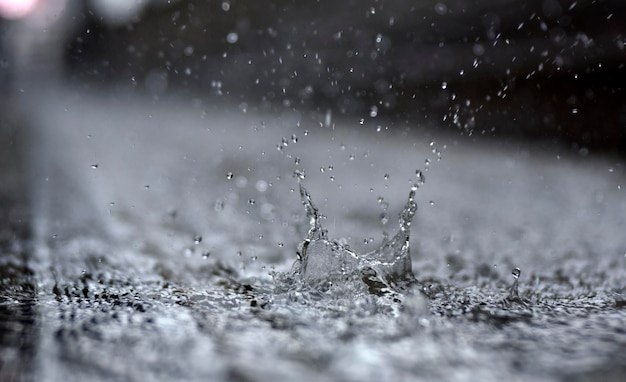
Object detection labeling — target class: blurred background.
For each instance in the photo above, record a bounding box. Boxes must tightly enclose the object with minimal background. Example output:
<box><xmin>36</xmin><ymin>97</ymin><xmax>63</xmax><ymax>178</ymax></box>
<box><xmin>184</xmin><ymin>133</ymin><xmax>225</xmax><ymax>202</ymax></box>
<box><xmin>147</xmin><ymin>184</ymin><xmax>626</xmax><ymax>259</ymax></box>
<box><xmin>1</xmin><ymin>0</ymin><xmax>625</xmax><ymax>152</ymax></box>
<box><xmin>1</xmin><ymin>3</ymin><xmax>626</xmax><ymax>381</ymax></box>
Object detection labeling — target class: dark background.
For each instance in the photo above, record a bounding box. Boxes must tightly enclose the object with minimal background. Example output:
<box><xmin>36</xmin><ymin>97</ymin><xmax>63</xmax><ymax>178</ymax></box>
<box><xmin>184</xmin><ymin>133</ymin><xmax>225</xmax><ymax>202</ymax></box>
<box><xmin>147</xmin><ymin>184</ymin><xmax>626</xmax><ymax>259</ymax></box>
<box><xmin>59</xmin><ymin>0</ymin><xmax>626</xmax><ymax>152</ymax></box>
<box><xmin>2</xmin><ymin>0</ymin><xmax>626</xmax><ymax>151</ymax></box>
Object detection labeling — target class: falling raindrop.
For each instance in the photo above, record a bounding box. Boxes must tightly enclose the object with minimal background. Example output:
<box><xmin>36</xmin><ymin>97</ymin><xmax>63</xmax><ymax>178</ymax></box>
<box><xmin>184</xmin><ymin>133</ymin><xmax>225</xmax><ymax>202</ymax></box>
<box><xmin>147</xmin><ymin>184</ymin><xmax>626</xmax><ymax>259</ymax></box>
<box><xmin>214</xmin><ymin>200</ymin><xmax>224</xmax><ymax>211</ymax></box>
<box><xmin>226</xmin><ymin>32</ymin><xmax>239</xmax><ymax>44</ymax></box>
<box><xmin>380</xmin><ymin>212</ymin><xmax>389</xmax><ymax>225</ymax></box>
<box><xmin>293</xmin><ymin>170</ymin><xmax>306</xmax><ymax>180</ymax></box>
<box><xmin>369</xmin><ymin>106</ymin><xmax>378</xmax><ymax>118</ymax></box>
<box><xmin>415</xmin><ymin>169</ymin><xmax>425</xmax><ymax>186</ymax></box>
<box><xmin>512</xmin><ymin>267</ymin><xmax>521</xmax><ymax>279</ymax></box>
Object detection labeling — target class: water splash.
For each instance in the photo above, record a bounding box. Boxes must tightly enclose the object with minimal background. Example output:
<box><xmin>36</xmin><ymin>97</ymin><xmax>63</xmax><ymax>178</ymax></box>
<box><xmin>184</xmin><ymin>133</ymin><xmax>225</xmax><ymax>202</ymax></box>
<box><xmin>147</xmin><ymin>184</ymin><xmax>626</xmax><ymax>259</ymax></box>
<box><xmin>290</xmin><ymin>182</ymin><xmax>418</xmax><ymax>296</ymax></box>
<box><xmin>505</xmin><ymin>267</ymin><xmax>529</xmax><ymax>306</ymax></box>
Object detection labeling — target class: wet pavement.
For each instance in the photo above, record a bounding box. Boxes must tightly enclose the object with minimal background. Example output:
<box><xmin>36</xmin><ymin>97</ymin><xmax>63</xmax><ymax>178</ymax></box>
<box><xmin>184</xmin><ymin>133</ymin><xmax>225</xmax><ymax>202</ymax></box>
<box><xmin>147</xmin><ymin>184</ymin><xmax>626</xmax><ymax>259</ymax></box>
<box><xmin>1</xmin><ymin>85</ymin><xmax>626</xmax><ymax>381</ymax></box>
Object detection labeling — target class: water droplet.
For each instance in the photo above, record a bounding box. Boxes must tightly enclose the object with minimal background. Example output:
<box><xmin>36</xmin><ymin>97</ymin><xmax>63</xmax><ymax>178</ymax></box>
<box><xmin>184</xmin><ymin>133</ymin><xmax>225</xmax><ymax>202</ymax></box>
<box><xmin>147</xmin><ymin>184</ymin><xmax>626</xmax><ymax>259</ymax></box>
<box><xmin>91</xmin><ymin>164</ymin><xmax>99</xmax><ymax>169</ymax></box>
<box><xmin>429</xmin><ymin>201</ymin><xmax>435</xmax><ymax>206</ymax></box>
<box><xmin>214</xmin><ymin>200</ymin><xmax>224</xmax><ymax>211</ymax></box>
<box><xmin>441</xmin><ymin>81</ymin><xmax>448</xmax><ymax>90</ymax></box>
<box><xmin>226</xmin><ymin>32</ymin><xmax>239</xmax><ymax>44</ymax></box>
<box><xmin>380</xmin><ymin>212</ymin><xmax>389</xmax><ymax>225</ymax></box>
<box><xmin>384</xmin><ymin>173</ymin><xmax>389</xmax><ymax>180</ymax></box>
<box><xmin>359</xmin><ymin>118</ymin><xmax>365</xmax><ymax>125</ymax></box>
<box><xmin>248</xmin><ymin>199</ymin><xmax>256</xmax><ymax>205</ymax></box>
<box><xmin>193</xmin><ymin>235</ymin><xmax>202</xmax><ymax>244</ymax></box>
<box><xmin>415</xmin><ymin>169</ymin><xmax>425</xmax><ymax>185</ymax></box>
<box><xmin>278</xmin><ymin>242</ymin><xmax>284</xmax><ymax>247</ymax></box>
<box><xmin>221</xmin><ymin>1</ymin><xmax>230</xmax><ymax>11</ymax></box>
<box><xmin>144</xmin><ymin>185</ymin><xmax>150</xmax><ymax>189</ymax></box>
<box><xmin>291</xmin><ymin>134</ymin><xmax>298</xmax><ymax>143</ymax></box>
<box><xmin>226</xmin><ymin>172</ymin><xmax>234</xmax><ymax>179</ymax></box>
<box><xmin>202</xmin><ymin>252</ymin><xmax>211</xmax><ymax>259</ymax></box>
<box><xmin>293</xmin><ymin>170</ymin><xmax>306</xmax><ymax>180</ymax></box>
<box><xmin>512</xmin><ymin>267</ymin><xmax>521</xmax><ymax>279</ymax></box>
<box><xmin>434</xmin><ymin>2</ymin><xmax>447</xmax><ymax>15</ymax></box>
<box><xmin>369</xmin><ymin>105</ymin><xmax>378</xmax><ymax>118</ymax></box>
<box><xmin>507</xmin><ymin>267</ymin><xmax>522</xmax><ymax>302</ymax></box>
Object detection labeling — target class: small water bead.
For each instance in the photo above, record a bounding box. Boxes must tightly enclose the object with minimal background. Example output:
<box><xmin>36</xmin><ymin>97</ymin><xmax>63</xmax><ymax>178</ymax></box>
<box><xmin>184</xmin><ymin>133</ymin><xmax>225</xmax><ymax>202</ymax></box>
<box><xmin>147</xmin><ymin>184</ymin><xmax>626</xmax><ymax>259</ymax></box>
<box><xmin>193</xmin><ymin>235</ymin><xmax>202</xmax><ymax>244</ymax></box>
<box><xmin>380</xmin><ymin>212</ymin><xmax>389</xmax><ymax>225</ymax></box>
<box><xmin>226</xmin><ymin>32</ymin><xmax>238</xmax><ymax>44</ymax></box>
<box><xmin>281</xmin><ymin>137</ymin><xmax>289</xmax><ymax>147</ymax></box>
<box><xmin>369</xmin><ymin>105</ymin><xmax>378</xmax><ymax>118</ymax></box>
<box><xmin>294</xmin><ymin>157</ymin><xmax>301</xmax><ymax>165</ymax></box>
<box><xmin>512</xmin><ymin>267</ymin><xmax>521</xmax><ymax>279</ymax></box>
<box><xmin>226</xmin><ymin>172</ymin><xmax>234</xmax><ymax>179</ymax></box>
<box><xmin>294</xmin><ymin>169</ymin><xmax>306</xmax><ymax>180</ymax></box>
<box><xmin>278</xmin><ymin>242</ymin><xmax>284</xmax><ymax>247</ymax></box>
<box><xmin>291</xmin><ymin>134</ymin><xmax>298</xmax><ymax>143</ymax></box>
<box><xmin>214</xmin><ymin>200</ymin><xmax>224</xmax><ymax>211</ymax></box>
<box><xmin>384</xmin><ymin>173</ymin><xmax>389</xmax><ymax>180</ymax></box>
<box><xmin>248</xmin><ymin>199</ymin><xmax>256</xmax><ymax>205</ymax></box>
<box><xmin>415</xmin><ymin>169</ymin><xmax>425</xmax><ymax>185</ymax></box>
<box><xmin>201</xmin><ymin>252</ymin><xmax>211</xmax><ymax>260</ymax></box>
<box><xmin>91</xmin><ymin>164</ymin><xmax>99</xmax><ymax>169</ymax></box>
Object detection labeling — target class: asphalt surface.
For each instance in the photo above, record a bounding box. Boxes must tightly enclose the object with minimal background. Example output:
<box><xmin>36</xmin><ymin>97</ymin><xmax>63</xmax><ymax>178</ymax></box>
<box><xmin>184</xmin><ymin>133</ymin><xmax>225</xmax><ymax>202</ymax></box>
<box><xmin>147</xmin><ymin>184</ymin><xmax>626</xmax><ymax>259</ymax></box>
<box><xmin>1</xmin><ymin>85</ymin><xmax>626</xmax><ymax>381</ymax></box>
